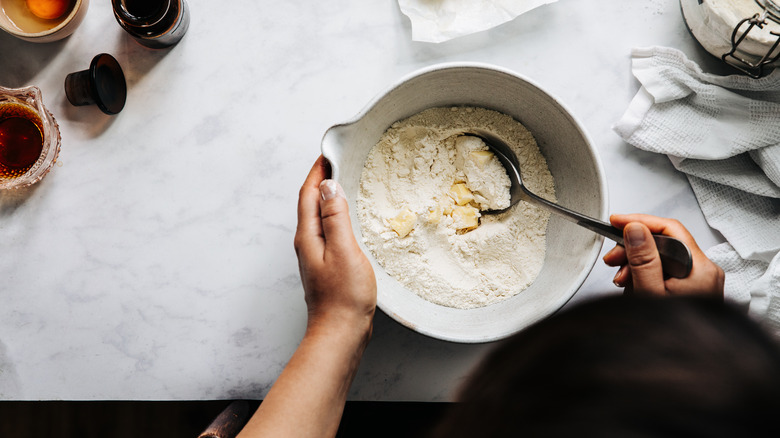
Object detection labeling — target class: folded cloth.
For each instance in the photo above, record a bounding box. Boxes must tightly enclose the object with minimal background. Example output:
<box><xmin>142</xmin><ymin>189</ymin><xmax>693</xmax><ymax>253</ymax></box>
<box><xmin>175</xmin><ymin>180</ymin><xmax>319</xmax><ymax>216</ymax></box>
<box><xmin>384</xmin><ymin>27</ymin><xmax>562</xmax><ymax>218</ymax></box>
<box><xmin>614</xmin><ymin>46</ymin><xmax>780</xmax><ymax>332</ymax></box>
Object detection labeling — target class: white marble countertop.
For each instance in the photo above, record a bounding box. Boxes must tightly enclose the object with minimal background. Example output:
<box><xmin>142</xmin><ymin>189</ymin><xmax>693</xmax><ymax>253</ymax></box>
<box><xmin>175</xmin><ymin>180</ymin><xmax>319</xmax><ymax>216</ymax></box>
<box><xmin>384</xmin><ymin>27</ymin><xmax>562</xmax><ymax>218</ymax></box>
<box><xmin>0</xmin><ymin>0</ymin><xmax>729</xmax><ymax>401</ymax></box>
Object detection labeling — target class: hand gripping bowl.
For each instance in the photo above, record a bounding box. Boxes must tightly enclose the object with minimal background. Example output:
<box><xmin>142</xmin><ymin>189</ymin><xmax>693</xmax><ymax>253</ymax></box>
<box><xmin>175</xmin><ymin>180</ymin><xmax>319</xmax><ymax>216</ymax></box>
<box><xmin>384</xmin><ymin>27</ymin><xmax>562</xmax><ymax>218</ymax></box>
<box><xmin>321</xmin><ymin>63</ymin><xmax>608</xmax><ymax>343</ymax></box>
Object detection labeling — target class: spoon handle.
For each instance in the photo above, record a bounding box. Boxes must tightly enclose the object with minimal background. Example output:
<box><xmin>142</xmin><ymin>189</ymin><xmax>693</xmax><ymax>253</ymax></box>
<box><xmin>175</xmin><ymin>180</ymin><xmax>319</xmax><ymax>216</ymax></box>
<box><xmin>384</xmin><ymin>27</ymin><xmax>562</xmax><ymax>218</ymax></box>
<box><xmin>524</xmin><ymin>190</ymin><xmax>693</xmax><ymax>279</ymax></box>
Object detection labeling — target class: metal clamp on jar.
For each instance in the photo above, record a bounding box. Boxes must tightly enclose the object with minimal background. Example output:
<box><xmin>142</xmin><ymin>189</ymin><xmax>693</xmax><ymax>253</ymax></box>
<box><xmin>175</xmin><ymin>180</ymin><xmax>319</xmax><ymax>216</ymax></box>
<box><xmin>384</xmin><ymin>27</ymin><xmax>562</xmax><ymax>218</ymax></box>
<box><xmin>681</xmin><ymin>0</ymin><xmax>780</xmax><ymax>78</ymax></box>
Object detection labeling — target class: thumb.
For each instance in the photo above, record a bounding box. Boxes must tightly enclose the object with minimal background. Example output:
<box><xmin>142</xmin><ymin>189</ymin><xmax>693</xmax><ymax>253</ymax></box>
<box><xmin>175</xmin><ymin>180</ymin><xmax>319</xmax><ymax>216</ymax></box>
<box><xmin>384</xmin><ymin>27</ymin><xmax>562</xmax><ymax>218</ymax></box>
<box><xmin>623</xmin><ymin>222</ymin><xmax>666</xmax><ymax>296</ymax></box>
<box><xmin>319</xmin><ymin>180</ymin><xmax>358</xmax><ymax>252</ymax></box>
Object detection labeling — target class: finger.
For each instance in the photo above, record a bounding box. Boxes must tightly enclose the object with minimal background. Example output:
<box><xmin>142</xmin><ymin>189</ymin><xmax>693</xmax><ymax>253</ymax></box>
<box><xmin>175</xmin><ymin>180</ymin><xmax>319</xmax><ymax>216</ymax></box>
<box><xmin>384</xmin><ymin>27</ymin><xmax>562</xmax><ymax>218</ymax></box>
<box><xmin>613</xmin><ymin>264</ymin><xmax>630</xmax><ymax>287</ymax></box>
<box><xmin>603</xmin><ymin>245</ymin><xmax>627</xmax><ymax>267</ymax></box>
<box><xmin>295</xmin><ymin>156</ymin><xmax>330</xmax><ymax>256</ymax></box>
<box><xmin>611</xmin><ymin>214</ymin><xmax>706</xmax><ymax>261</ymax></box>
<box><xmin>610</xmin><ymin>214</ymin><xmax>702</xmax><ymax>253</ymax></box>
<box><xmin>610</xmin><ymin>213</ymin><xmax>687</xmax><ymax>234</ymax></box>
<box><xmin>623</xmin><ymin>222</ymin><xmax>666</xmax><ymax>296</ymax></box>
<box><xmin>319</xmin><ymin>179</ymin><xmax>360</xmax><ymax>255</ymax></box>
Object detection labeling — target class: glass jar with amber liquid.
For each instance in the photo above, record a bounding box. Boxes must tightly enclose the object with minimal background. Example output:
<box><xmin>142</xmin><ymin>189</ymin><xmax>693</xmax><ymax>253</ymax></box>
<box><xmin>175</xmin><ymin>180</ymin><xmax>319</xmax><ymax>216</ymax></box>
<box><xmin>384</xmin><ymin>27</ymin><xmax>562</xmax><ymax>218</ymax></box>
<box><xmin>0</xmin><ymin>86</ymin><xmax>61</xmax><ymax>189</ymax></box>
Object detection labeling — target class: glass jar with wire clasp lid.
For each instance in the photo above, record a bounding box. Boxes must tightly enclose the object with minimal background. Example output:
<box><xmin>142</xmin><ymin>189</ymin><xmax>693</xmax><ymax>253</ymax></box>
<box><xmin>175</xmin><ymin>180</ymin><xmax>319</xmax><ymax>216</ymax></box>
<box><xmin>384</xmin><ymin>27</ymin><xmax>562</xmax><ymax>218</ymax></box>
<box><xmin>681</xmin><ymin>0</ymin><xmax>780</xmax><ymax>78</ymax></box>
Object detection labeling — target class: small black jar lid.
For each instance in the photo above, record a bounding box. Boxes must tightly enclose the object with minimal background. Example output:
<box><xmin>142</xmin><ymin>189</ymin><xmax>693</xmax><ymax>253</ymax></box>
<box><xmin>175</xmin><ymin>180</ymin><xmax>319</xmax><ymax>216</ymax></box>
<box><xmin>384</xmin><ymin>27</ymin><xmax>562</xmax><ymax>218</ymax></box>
<box><xmin>65</xmin><ymin>53</ymin><xmax>128</xmax><ymax>115</ymax></box>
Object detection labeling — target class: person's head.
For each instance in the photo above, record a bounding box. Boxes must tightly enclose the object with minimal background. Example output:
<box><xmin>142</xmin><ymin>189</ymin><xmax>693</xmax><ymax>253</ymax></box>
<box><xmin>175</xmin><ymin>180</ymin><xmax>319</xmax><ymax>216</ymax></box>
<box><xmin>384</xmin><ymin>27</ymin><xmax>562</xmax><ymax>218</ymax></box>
<box><xmin>431</xmin><ymin>295</ymin><xmax>780</xmax><ymax>437</ymax></box>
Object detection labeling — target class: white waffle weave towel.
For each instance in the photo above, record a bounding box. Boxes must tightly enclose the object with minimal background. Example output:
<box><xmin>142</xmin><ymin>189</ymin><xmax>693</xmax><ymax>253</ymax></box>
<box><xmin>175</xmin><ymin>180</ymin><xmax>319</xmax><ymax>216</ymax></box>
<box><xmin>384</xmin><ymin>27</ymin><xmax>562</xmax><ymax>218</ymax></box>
<box><xmin>614</xmin><ymin>47</ymin><xmax>780</xmax><ymax>334</ymax></box>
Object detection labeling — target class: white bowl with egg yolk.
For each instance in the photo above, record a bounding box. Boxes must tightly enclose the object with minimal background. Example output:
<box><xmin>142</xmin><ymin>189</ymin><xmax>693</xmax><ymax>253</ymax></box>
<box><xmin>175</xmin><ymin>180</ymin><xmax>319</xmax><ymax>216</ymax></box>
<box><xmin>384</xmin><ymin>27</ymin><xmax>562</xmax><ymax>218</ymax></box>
<box><xmin>0</xmin><ymin>0</ymin><xmax>89</xmax><ymax>43</ymax></box>
<box><xmin>321</xmin><ymin>63</ymin><xmax>608</xmax><ymax>343</ymax></box>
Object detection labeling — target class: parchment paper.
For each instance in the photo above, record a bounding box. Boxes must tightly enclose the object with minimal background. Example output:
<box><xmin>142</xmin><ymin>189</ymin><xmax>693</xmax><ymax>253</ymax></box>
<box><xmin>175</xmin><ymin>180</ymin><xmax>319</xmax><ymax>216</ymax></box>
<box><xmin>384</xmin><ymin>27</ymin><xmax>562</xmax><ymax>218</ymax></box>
<box><xmin>398</xmin><ymin>0</ymin><xmax>558</xmax><ymax>43</ymax></box>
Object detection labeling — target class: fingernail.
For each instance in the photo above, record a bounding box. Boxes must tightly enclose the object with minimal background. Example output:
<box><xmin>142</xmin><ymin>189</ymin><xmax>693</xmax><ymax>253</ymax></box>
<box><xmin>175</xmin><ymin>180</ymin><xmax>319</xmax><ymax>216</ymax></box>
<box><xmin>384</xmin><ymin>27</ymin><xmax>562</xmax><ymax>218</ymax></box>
<box><xmin>320</xmin><ymin>179</ymin><xmax>345</xmax><ymax>201</ymax></box>
<box><xmin>625</xmin><ymin>223</ymin><xmax>646</xmax><ymax>247</ymax></box>
<box><xmin>613</xmin><ymin>267</ymin><xmax>623</xmax><ymax>287</ymax></box>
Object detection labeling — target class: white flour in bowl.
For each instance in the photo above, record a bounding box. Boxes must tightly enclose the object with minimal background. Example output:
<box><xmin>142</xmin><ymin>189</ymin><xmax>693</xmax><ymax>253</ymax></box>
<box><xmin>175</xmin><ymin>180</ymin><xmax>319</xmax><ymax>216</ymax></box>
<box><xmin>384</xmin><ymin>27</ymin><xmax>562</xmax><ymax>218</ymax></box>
<box><xmin>357</xmin><ymin>107</ymin><xmax>556</xmax><ymax>309</ymax></box>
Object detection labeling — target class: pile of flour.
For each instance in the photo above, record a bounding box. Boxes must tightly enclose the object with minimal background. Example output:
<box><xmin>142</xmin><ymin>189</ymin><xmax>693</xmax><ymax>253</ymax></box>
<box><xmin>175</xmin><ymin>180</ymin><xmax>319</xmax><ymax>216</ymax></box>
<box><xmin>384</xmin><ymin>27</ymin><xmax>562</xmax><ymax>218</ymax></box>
<box><xmin>357</xmin><ymin>107</ymin><xmax>556</xmax><ymax>309</ymax></box>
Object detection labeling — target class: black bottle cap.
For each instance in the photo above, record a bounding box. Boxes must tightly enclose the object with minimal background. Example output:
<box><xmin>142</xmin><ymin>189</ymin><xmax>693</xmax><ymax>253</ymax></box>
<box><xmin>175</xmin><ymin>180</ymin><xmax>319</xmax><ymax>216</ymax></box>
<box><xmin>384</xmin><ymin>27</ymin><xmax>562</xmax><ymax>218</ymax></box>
<box><xmin>65</xmin><ymin>53</ymin><xmax>127</xmax><ymax>115</ymax></box>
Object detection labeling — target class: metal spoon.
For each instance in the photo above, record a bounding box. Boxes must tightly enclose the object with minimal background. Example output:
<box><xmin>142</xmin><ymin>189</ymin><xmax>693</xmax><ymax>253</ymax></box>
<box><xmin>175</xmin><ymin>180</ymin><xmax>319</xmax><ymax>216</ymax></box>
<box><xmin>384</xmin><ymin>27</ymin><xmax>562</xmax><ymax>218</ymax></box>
<box><xmin>466</xmin><ymin>131</ymin><xmax>693</xmax><ymax>279</ymax></box>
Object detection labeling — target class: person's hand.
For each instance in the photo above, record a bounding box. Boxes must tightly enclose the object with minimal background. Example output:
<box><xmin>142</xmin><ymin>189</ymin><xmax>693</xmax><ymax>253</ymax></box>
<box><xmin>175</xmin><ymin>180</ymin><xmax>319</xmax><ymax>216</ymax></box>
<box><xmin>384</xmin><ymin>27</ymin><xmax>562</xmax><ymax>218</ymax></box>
<box><xmin>237</xmin><ymin>157</ymin><xmax>377</xmax><ymax>438</ymax></box>
<box><xmin>603</xmin><ymin>214</ymin><xmax>724</xmax><ymax>299</ymax></box>
<box><xmin>293</xmin><ymin>156</ymin><xmax>377</xmax><ymax>338</ymax></box>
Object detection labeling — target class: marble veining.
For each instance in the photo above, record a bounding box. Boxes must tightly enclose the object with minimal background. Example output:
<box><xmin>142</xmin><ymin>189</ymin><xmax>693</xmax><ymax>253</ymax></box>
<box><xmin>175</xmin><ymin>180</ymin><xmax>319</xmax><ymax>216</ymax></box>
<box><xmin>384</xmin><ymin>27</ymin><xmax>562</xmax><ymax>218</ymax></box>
<box><xmin>0</xmin><ymin>0</ymin><xmax>726</xmax><ymax>400</ymax></box>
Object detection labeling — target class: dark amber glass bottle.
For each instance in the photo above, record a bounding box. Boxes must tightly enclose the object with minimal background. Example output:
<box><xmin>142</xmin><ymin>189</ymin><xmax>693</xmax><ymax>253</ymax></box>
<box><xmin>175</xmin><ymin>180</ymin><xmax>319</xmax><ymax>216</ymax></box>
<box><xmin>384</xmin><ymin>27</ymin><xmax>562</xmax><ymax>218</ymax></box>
<box><xmin>112</xmin><ymin>0</ymin><xmax>189</xmax><ymax>49</ymax></box>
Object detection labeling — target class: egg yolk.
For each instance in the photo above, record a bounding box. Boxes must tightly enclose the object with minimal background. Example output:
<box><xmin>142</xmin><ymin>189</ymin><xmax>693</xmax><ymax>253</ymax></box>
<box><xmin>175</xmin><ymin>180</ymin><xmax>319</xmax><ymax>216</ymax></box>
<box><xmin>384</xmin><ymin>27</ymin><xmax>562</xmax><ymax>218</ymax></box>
<box><xmin>26</xmin><ymin>0</ymin><xmax>70</xmax><ymax>20</ymax></box>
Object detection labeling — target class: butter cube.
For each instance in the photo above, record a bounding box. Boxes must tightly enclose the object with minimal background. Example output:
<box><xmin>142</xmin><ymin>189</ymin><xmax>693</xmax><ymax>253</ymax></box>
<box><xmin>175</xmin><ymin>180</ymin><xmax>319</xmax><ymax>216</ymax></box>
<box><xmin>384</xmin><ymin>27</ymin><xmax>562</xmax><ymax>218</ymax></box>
<box><xmin>448</xmin><ymin>183</ymin><xmax>474</xmax><ymax>206</ymax></box>
<box><xmin>469</xmin><ymin>150</ymin><xmax>494</xmax><ymax>169</ymax></box>
<box><xmin>389</xmin><ymin>208</ymin><xmax>416</xmax><ymax>238</ymax></box>
<box><xmin>451</xmin><ymin>205</ymin><xmax>480</xmax><ymax>232</ymax></box>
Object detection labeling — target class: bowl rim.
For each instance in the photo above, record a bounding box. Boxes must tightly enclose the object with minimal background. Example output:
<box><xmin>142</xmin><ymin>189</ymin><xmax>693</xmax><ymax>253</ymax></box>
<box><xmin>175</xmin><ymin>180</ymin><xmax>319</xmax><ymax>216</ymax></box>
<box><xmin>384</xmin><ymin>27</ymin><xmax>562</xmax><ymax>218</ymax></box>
<box><xmin>0</xmin><ymin>0</ymin><xmax>85</xmax><ymax>38</ymax></box>
<box><xmin>323</xmin><ymin>61</ymin><xmax>609</xmax><ymax>343</ymax></box>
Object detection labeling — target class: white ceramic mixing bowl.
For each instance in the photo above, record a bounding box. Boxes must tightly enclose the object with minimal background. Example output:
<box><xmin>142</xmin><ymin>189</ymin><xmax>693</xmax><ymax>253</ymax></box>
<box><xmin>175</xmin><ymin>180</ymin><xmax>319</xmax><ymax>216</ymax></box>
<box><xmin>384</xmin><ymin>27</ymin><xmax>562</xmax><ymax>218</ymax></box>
<box><xmin>321</xmin><ymin>63</ymin><xmax>607</xmax><ymax>343</ymax></box>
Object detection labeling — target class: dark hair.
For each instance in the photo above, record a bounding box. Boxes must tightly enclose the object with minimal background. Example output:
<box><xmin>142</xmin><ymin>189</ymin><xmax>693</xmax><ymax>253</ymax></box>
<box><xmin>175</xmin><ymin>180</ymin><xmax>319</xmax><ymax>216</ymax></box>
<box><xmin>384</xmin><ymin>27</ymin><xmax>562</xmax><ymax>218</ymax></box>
<box><xmin>430</xmin><ymin>295</ymin><xmax>780</xmax><ymax>437</ymax></box>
